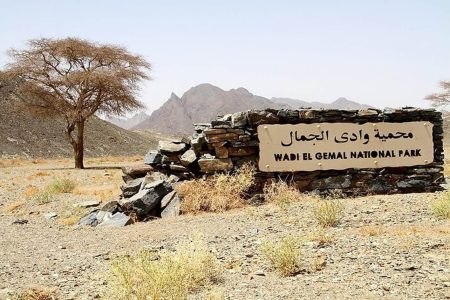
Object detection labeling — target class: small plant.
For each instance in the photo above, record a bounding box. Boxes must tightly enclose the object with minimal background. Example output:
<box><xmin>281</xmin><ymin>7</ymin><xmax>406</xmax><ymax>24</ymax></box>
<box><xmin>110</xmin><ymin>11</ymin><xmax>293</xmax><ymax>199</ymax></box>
<box><xmin>432</xmin><ymin>192</ymin><xmax>450</xmax><ymax>219</ymax></box>
<box><xmin>31</xmin><ymin>189</ymin><xmax>56</xmax><ymax>205</ymax></box>
<box><xmin>260</xmin><ymin>235</ymin><xmax>301</xmax><ymax>277</ymax></box>
<box><xmin>263</xmin><ymin>180</ymin><xmax>303</xmax><ymax>208</ymax></box>
<box><xmin>360</xmin><ymin>225</ymin><xmax>385</xmax><ymax>236</ymax></box>
<box><xmin>309</xmin><ymin>228</ymin><xmax>334</xmax><ymax>246</ymax></box>
<box><xmin>312</xmin><ymin>200</ymin><xmax>344</xmax><ymax>227</ymax></box>
<box><xmin>108</xmin><ymin>238</ymin><xmax>222</xmax><ymax>299</ymax></box>
<box><xmin>176</xmin><ymin>164</ymin><xmax>254</xmax><ymax>213</ymax></box>
<box><xmin>47</xmin><ymin>177</ymin><xmax>76</xmax><ymax>193</ymax></box>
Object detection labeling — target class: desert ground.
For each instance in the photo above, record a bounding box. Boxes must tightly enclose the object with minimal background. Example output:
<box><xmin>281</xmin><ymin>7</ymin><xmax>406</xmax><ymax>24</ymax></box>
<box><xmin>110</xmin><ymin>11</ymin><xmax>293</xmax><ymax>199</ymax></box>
<box><xmin>0</xmin><ymin>157</ymin><xmax>449</xmax><ymax>300</ymax></box>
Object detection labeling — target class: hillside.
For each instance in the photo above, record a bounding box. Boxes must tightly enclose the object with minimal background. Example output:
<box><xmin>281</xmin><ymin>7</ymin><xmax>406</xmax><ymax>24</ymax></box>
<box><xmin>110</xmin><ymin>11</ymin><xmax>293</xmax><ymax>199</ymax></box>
<box><xmin>0</xmin><ymin>91</ymin><xmax>159</xmax><ymax>159</ymax></box>
<box><xmin>105</xmin><ymin>112</ymin><xmax>150</xmax><ymax>130</ymax></box>
<box><xmin>133</xmin><ymin>84</ymin><xmax>374</xmax><ymax>134</ymax></box>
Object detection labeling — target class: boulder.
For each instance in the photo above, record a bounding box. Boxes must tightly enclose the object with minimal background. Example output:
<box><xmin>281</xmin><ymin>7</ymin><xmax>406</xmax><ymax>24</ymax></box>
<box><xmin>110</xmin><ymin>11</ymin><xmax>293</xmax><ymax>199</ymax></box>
<box><xmin>180</xmin><ymin>149</ymin><xmax>197</xmax><ymax>166</ymax></box>
<box><xmin>231</xmin><ymin>111</ymin><xmax>248</xmax><ymax>128</ymax></box>
<box><xmin>122</xmin><ymin>165</ymin><xmax>153</xmax><ymax>179</ymax></box>
<box><xmin>144</xmin><ymin>150</ymin><xmax>162</xmax><ymax>165</ymax></box>
<box><xmin>161</xmin><ymin>194</ymin><xmax>181</xmax><ymax>218</ymax></box>
<box><xmin>100</xmin><ymin>201</ymin><xmax>121</xmax><ymax>214</ymax></box>
<box><xmin>215</xmin><ymin>146</ymin><xmax>229</xmax><ymax>158</ymax></box>
<box><xmin>97</xmin><ymin>212</ymin><xmax>132</xmax><ymax>227</ymax></box>
<box><xmin>158</xmin><ymin>140</ymin><xmax>186</xmax><ymax>153</ymax></box>
<box><xmin>198</xmin><ymin>157</ymin><xmax>233</xmax><ymax>173</ymax></box>
<box><xmin>169</xmin><ymin>164</ymin><xmax>188</xmax><ymax>172</ymax></box>
<box><xmin>206</xmin><ymin>133</ymin><xmax>239</xmax><ymax>143</ymax></box>
<box><xmin>203</xmin><ymin>128</ymin><xmax>227</xmax><ymax>135</ymax></box>
<box><xmin>78</xmin><ymin>211</ymin><xmax>100</xmax><ymax>227</ymax></box>
<box><xmin>247</xmin><ymin>111</ymin><xmax>279</xmax><ymax>126</ymax></box>
<box><xmin>161</xmin><ymin>190</ymin><xmax>177</xmax><ymax>209</ymax></box>
<box><xmin>121</xmin><ymin>177</ymin><xmax>144</xmax><ymax>198</ymax></box>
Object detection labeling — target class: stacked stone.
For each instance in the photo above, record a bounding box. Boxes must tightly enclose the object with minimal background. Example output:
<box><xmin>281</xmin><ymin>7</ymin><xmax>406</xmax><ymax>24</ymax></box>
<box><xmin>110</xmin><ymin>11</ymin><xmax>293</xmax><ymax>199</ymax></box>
<box><xmin>140</xmin><ymin>108</ymin><xmax>444</xmax><ymax>197</ymax></box>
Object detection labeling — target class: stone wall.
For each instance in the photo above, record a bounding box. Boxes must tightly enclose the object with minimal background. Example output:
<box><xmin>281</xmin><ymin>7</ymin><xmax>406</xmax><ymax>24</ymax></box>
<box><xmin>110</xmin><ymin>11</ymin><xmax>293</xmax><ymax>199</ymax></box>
<box><xmin>144</xmin><ymin>108</ymin><xmax>445</xmax><ymax>196</ymax></box>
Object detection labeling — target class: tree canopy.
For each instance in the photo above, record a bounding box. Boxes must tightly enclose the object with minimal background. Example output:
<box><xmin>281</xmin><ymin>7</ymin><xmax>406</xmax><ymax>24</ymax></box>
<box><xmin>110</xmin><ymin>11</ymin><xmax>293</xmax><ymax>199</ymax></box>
<box><xmin>2</xmin><ymin>37</ymin><xmax>151</xmax><ymax>168</ymax></box>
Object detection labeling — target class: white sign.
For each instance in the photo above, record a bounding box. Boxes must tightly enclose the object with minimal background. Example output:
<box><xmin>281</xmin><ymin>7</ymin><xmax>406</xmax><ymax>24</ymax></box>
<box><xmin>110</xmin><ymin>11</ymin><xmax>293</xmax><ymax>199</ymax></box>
<box><xmin>257</xmin><ymin>122</ymin><xmax>434</xmax><ymax>172</ymax></box>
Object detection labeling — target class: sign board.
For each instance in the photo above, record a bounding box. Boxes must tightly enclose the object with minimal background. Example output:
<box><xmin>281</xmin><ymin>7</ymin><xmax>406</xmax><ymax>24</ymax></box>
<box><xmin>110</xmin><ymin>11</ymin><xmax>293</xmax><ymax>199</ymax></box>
<box><xmin>257</xmin><ymin>122</ymin><xmax>434</xmax><ymax>172</ymax></box>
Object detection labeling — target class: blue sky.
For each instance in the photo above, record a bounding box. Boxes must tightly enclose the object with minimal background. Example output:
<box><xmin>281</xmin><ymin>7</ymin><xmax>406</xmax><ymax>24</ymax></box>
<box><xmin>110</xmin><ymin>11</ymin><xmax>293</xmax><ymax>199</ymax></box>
<box><xmin>0</xmin><ymin>0</ymin><xmax>449</xmax><ymax>112</ymax></box>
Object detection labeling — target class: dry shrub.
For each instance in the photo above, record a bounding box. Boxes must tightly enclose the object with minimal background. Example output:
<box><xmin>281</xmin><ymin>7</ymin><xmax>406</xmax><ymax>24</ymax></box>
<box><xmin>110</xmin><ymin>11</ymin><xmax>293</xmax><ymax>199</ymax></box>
<box><xmin>432</xmin><ymin>192</ymin><xmax>450</xmax><ymax>219</ymax></box>
<box><xmin>312</xmin><ymin>200</ymin><xmax>345</xmax><ymax>227</ymax></box>
<box><xmin>31</xmin><ymin>189</ymin><xmax>56</xmax><ymax>205</ymax></box>
<box><xmin>13</xmin><ymin>287</ymin><xmax>59</xmax><ymax>300</ymax></box>
<box><xmin>108</xmin><ymin>238</ymin><xmax>222</xmax><ymax>300</ymax></box>
<box><xmin>59</xmin><ymin>206</ymin><xmax>85</xmax><ymax>226</ymax></box>
<box><xmin>309</xmin><ymin>228</ymin><xmax>334</xmax><ymax>246</ymax></box>
<box><xmin>47</xmin><ymin>177</ymin><xmax>76</xmax><ymax>193</ymax></box>
<box><xmin>176</xmin><ymin>164</ymin><xmax>254</xmax><ymax>214</ymax></box>
<box><xmin>263</xmin><ymin>180</ymin><xmax>301</xmax><ymax>208</ymax></box>
<box><xmin>261</xmin><ymin>235</ymin><xmax>301</xmax><ymax>277</ymax></box>
<box><xmin>360</xmin><ymin>225</ymin><xmax>385</xmax><ymax>236</ymax></box>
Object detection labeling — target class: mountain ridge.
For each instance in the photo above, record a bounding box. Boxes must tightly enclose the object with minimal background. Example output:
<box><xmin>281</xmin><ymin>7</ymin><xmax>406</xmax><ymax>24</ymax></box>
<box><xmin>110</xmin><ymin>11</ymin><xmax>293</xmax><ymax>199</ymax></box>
<box><xmin>132</xmin><ymin>83</ymin><xmax>374</xmax><ymax>134</ymax></box>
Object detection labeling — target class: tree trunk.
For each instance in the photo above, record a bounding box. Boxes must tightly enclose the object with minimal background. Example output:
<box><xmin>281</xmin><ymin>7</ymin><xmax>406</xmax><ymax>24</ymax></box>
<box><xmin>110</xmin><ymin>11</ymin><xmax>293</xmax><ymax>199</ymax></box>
<box><xmin>74</xmin><ymin>120</ymin><xmax>85</xmax><ymax>169</ymax></box>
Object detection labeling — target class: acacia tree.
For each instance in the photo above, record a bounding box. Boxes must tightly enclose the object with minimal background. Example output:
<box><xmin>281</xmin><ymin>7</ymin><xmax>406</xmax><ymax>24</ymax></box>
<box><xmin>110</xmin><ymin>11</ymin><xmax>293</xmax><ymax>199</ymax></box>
<box><xmin>425</xmin><ymin>81</ymin><xmax>450</xmax><ymax>109</ymax></box>
<box><xmin>2</xmin><ymin>38</ymin><xmax>151</xmax><ymax>169</ymax></box>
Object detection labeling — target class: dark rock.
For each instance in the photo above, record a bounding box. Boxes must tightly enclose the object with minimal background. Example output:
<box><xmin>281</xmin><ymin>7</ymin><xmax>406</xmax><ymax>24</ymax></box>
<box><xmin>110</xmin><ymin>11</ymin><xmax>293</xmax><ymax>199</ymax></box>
<box><xmin>122</xmin><ymin>180</ymin><xmax>173</xmax><ymax>217</ymax></box>
<box><xmin>180</xmin><ymin>149</ymin><xmax>197</xmax><ymax>166</ymax></box>
<box><xmin>161</xmin><ymin>190</ymin><xmax>178</xmax><ymax>209</ymax></box>
<box><xmin>12</xmin><ymin>219</ymin><xmax>28</xmax><ymax>225</ymax></box>
<box><xmin>144</xmin><ymin>150</ymin><xmax>162</xmax><ymax>165</ymax></box>
<box><xmin>121</xmin><ymin>177</ymin><xmax>144</xmax><ymax>198</ymax></box>
<box><xmin>211</xmin><ymin>120</ymin><xmax>232</xmax><ymax>128</ymax></box>
<box><xmin>100</xmin><ymin>201</ymin><xmax>121</xmax><ymax>214</ymax></box>
<box><xmin>161</xmin><ymin>193</ymin><xmax>181</xmax><ymax>218</ymax></box>
<box><xmin>78</xmin><ymin>211</ymin><xmax>99</xmax><ymax>227</ymax></box>
<box><xmin>198</xmin><ymin>157</ymin><xmax>233</xmax><ymax>173</ymax></box>
<box><xmin>228</xmin><ymin>146</ymin><xmax>257</xmax><ymax>157</ymax></box>
<box><xmin>215</xmin><ymin>146</ymin><xmax>229</xmax><ymax>158</ymax></box>
<box><xmin>206</xmin><ymin>133</ymin><xmax>239</xmax><ymax>143</ymax></box>
<box><xmin>97</xmin><ymin>212</ymin><xmax>132</xmax><ymax>227</ymax></box>
<box><xmin>158</xmin><ymin>140</ymin><xmax>186</xmax><ymax>153</ymax></box>
<box><xmin>247</xmin><ymin>111</ymin><xmax>279</xmax><ymax>126</ymax></box>
<box><xmin>122</xmin><ymin>165</ymin><xmax>153</xmax><ymax>178</ymax></box>
<box><xmin>311</xmin><ymin>175</ymin><xmax>352</xmax><ymax>190</ymax></box>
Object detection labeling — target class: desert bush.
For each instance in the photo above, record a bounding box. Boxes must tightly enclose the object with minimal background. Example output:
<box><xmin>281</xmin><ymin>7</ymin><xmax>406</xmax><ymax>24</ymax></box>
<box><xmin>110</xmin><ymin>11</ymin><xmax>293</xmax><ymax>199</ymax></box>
<box><xmin>309</xmin><ymin>228</ymin><xmax>334</xmax><ymax>246</ymax></box>
<box><xmin>176</xmin><ymin>164</ymin><xmax>254</xmax><ymax>213</ymax></box>
<box><xmin>108</xmin><ymin>238</ymin><xmax>222</xmax><ymax>300</ymax></box>
<box><xmin>31</xmin><ymin>189</ymin><xmax>56</xmax><ymax>205</ymax></box>
<box><xmin>312</xmin><ymin>200</ymin><xmax>344</xmax><ymax>227</ymax></box>
<box><xmin>432</xmin><ymin>192</ymin><xmax>450</xmax><ymax>219</ymax></box>
<box><xmin>263</xmin><ymin>180</ymin><xmax>304</xmax><ymax>208</ymax></box>
<box><xmin>360</xmin><ymin>225</ymin><xmax>385</xmax><ymax>236</ymax></box>
<box><xmin>47</xmin><ymin>177</ymin><xmax>76</xmax><ymax>193</ymax></box>
<box><xmin>260</xmin><ymin>235</ymin><xmax>301</xmax><ymax>277</ymax></box>
<box><xmin>13</xmin><ymin>287</ymin><xmax>59</xmax><ymax>300</ymax></box>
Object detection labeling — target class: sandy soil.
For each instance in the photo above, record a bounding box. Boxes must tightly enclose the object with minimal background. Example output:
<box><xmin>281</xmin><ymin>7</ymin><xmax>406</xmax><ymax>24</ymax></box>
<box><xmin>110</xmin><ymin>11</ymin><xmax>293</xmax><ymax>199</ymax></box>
<box><xmin>0</xmin><ymin>158</ymin><xmax>449</xmax><ymax>299</ymax></box>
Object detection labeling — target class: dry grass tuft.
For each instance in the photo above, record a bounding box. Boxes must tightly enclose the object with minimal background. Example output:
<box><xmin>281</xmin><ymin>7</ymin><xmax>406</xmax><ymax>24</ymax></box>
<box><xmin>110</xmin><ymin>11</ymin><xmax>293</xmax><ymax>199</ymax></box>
<box><xmin>261</xmin><ymin>235</ymin><xmax>301</xmax><ymax>277</ymax></box>
<box><xmin>312</xmin><ymin>200</ymin><xmax>345</xmax><ymax>227</ymax></box>
<box><xmin>108</xmin><ymin>238</ymin><xmax>222</xmax><ymax>300</ymax></box>
<box><xmin>72</xmin><ymin>184</ymin><xmax>118</xmax><ymax>202</ymax></box>
<box><xmin>263</xmin><ymin>180</ymin><xmax>308</xmax><ymax>208</ymax></box>
<box><xmin>47</xmin><ymin>177</ymin><xmax>76</xmax><ymax>194</ymax></box>
<box><xmin>13</xmin><ymin>287</ymin><xmax>59</xmax><ymax>300</ymax></box>
<box><xmin>31</xmin><ymin>189</ymin><xmax>56</xmax><ymax>205</ymax></box>
<box><xmin>432</xmin><ymin>192</ymin><xmax>450</xmax><ymax>219</ymax></box>
<box><xmin>360</xmin><ymin>225</ymin><xmax>385</xmax><ymax>236</ymax></box>
<box><xmin>309</xmin><ymin>228</ymin><xmax>334</xmax><ymax>246</ymax></box>
<box><xmin>176</xmin><ymin>164</ymin><xmax>255</xmax><ymax>214</ymax></box>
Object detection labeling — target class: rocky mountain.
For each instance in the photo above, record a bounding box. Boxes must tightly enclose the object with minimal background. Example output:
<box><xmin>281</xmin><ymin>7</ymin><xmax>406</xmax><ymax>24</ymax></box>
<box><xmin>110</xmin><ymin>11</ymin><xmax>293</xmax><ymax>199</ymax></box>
<box><xmin>105</xmin><ymin>112</ymin><xmax>150</xmax><ymax>130</ymax></box>
<box><xmin>0</xmin><ymin>89</ymin><xmax>161</xmax><ymax>159</ymax></box>
<box><xmin>271</xmin><ymin>97</ymin><xmax>373</xmax><ymax>109</ymax></box>
<box><xmin>133</xmin><ymin>83</ymin><xmax>375</xmax><ymax>134</ymax></box>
